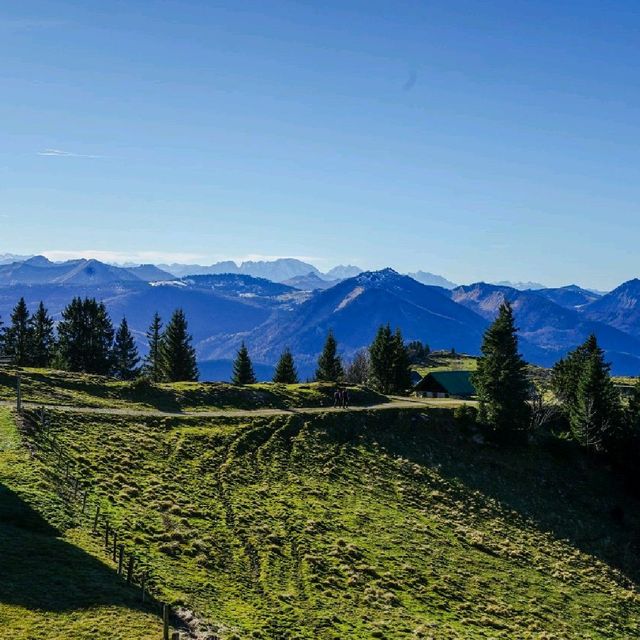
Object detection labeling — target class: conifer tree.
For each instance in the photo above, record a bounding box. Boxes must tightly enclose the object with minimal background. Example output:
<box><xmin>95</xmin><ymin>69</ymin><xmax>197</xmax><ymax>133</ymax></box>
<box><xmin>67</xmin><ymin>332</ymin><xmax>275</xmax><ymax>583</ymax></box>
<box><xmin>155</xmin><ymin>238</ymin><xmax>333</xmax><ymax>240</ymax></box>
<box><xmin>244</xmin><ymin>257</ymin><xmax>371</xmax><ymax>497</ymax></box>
<box><xmin>143</xmin><ymin>312</ymin><xmax>164</xmax><ymax>382</ymax></box>
<box><xmin>392</xmin><ymin>328</ymin><xmax>412</xmax><ymax>392</ymax></box>
<box><xmin>273</xmin><ymin>347</ymin><xmax>298</xmax><ymax>384</ymax></box>
<box><xmin>369</xmin><ymin>324</ymin><xmax>395</xmax><ymax>392</ymax></box>
<box><xmin>232</xmin><ymin>342</ymin><xmax>257</xmax><ymax>385</ymax></box>
<box><xmin>56</xmin><ymin>297</ymin><xmax>115</xmax><ymax>374</ymax></box>
<box><xmin>113</xmin><ymin>317</ymin><xmax>140</xmax><ymax>380</ymax></box>
<box><xmin>369</xmin><ymin>325</ymin><xmax>411</xmax><ymax>393</ymax></box>
<box><xmin>4</xmin><ymin>298</ymin><xmax>32</xmax><ymax>366</ymax></box>
<box><xmin>471</xmin><ymin>302</ymin><xmax>531</xmax><ymax>438</ymax></box>
<box><xmin>570</xmin><ymin>338</ymin><xmax>621</xmax><ymax>451</ymax></box>
<box><xmin>28</xmin><ymin>301</ymin><xmax>55</xmax><ymax>367</ymax></box>
<box><xmin>315</xmin><ymin>330</ymin><xmax>344</xmax><ymax>382</ymax></box>
<box><xmin>160</xmin><ymin>309</ymin><xmax>198</xmax><ymax>382</ymax></box>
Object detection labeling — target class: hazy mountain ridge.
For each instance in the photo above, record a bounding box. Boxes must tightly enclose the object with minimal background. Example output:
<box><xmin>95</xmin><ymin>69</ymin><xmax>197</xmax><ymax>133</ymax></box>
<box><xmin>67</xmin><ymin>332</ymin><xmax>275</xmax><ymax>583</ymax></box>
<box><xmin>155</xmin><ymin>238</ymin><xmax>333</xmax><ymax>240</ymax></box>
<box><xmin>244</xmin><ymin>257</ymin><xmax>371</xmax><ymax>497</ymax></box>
<box><xmin>1</xmin><ymin>254</ymin><xmax>640</xmax><ymax>376</ymax></box>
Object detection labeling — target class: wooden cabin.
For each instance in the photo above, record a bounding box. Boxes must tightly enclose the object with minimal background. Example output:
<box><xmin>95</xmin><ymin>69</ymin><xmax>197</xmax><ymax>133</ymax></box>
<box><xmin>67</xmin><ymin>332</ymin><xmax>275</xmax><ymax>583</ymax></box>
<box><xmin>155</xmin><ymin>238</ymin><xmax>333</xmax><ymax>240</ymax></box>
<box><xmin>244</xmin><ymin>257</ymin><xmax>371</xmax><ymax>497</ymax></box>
<box><xmin>413</xmin><ymin>370</ymin><xmax>475</xmax><ymax>399</ymax></box>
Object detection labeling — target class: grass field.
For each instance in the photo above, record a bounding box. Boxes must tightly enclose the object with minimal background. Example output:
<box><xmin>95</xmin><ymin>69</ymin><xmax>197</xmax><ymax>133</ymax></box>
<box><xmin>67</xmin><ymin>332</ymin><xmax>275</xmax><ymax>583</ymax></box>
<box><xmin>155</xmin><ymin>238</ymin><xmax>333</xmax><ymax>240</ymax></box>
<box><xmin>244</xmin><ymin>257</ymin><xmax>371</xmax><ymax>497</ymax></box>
<box><xmin>0</xmin><ymin>407</ymin><xmax>164</xmax><ymax>639</ymax></box>
<box><xmin>412</xmin><ymin>352</ymin><xmax>478</xmax><ymax>377</ymax></box>
<box><xmin>0</xmin><ymin>368</ymin><xmax>386</xmax><ymax>413</ymax></box>
<box><xmin>5</xmin><ymin>399</ymin><xmax>639</xmax><ymax>639</ymax></box>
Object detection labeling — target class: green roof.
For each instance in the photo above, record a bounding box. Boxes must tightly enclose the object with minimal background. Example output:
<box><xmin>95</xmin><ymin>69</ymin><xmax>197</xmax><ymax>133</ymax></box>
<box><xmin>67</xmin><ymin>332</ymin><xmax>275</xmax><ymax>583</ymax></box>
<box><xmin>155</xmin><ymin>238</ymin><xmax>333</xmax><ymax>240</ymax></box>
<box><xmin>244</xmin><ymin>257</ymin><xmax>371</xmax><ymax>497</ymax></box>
<box><xmin>414</xmin><ymin>370</ymin><xmax>475</xmax><ymax>396</ymax></box>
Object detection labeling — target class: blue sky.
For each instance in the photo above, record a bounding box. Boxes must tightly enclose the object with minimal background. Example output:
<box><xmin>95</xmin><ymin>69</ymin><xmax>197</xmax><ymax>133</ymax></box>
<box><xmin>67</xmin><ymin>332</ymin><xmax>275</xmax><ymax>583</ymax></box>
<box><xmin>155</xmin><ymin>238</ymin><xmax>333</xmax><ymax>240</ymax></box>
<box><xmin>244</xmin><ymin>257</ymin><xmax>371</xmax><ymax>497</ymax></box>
<box><xmin>1</xmin><ymin>1</ymin><xmax>639</xmax><ymax>289</ymax></box>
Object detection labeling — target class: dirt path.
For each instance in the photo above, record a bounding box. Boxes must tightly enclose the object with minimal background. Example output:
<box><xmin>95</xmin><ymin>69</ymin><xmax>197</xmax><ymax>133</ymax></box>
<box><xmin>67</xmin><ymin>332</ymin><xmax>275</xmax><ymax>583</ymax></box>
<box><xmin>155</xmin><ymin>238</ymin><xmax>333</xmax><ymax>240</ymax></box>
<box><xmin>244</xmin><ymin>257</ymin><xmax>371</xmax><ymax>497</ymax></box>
<box><xmin>0</xmin><ymin>396</ymin><xmax>472</xmax><ymax>419</ymax></box>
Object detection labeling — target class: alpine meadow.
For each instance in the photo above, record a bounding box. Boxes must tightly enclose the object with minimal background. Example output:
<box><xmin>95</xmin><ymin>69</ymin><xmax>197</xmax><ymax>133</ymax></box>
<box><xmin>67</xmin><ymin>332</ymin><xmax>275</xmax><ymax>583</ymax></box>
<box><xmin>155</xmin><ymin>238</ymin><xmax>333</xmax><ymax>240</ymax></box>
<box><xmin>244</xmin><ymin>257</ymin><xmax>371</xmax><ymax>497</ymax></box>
<box><xmin>3</xmin><ymin>2</ymin><xmax>640</xmax><ymax>639</ymax></box>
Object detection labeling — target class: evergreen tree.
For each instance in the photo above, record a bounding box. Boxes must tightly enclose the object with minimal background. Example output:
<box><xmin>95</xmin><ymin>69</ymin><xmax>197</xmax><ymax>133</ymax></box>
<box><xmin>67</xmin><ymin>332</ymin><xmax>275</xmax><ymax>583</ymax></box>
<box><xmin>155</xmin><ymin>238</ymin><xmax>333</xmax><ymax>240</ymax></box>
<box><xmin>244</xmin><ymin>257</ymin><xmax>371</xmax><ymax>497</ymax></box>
<box><xmin>406</xmin><ymin>340</ymin><xmax>429</xmax><ymax>364</ymax></box>
<box><xmin>369</xmin><ymin>325</ymin><xmax>411</xmax><ymax>393</ymax></box>
<box><xmin>232</xmin><ymin>342</ymin><xmax>257</xmax><ymax>385</ymax></box>
<box><xmin>4</xmin><ymin>298</ymin><xmax>32</xmax><ymax>366</ymax></box>
<box><xmin>369</xmin><ymin>324</ymin><xmax>395</xmax><ymax>393</ymax></box>
<box><xmin>471</xmin><ymin>302</ymin><xmax>531</xmax><ymax>438</ymax></box>
<box><xmin>56</xmin><ymin>297</ymin><xmax>115</xmax><ymax>374</ymax></box>
<box><xmin>569</xmin><ymin>338</ymin><xmax>621</xmax><ymax>451</ymax></box>
<box><xmin>160</xmin><ymin>309</ymin><xmax>198</xmax><ymax>382</ymax></box>
<box><xmin>345</xmin><ymin>349</ymin><xmax>371</xmax><ymax>385</ymax></box>
<box><xmin>273</xmin><ymin>347</ymin><xmax>298</xmax><ymax>384</ymax></box>
<box><xmin>28</xmin><ymin>301</ymin><xmax>55</xmax><ymax>367</ymax></box>
<box><xmin>113</xmin><ymin>317</ymin><xmax>140</xmax><ymax>380</ymax></box>
<box><xmin>143</xmin><ymin>312</ymin><xmax>164</xmax><ymax>382</ymax></box>
<box><xmin>315</xmin><ymin>330</ymin><xmax>344</xmax><ymax>382</ymax></box>
<box><xmin>551</xmin><ymin>335</ymin><xmax>598</xmax><ymax>406</ymax></box>
<box><xmin>392</xmin><ymin>328</ymin><xmax>412</xmax><ymax>392</ymax></box>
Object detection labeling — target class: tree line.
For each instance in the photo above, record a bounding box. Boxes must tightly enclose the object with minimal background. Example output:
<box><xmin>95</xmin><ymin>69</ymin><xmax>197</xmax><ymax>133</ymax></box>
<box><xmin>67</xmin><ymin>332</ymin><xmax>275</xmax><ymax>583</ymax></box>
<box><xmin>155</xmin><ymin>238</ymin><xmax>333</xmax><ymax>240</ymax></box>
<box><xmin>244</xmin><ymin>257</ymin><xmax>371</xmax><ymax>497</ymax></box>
<box><xmin>231</xmin><ymin>324</ymin><xmax>414</xmax><ymax>393</ymax></box>
<box><xmin>0</xmin><ymin>297</ymin><xmax>198</xmax><ymax>382</ymax></box>
<box><xmin>470</xmin><ymin>302</ymin><xmax>640</xmax><ymax>489</ymax></box>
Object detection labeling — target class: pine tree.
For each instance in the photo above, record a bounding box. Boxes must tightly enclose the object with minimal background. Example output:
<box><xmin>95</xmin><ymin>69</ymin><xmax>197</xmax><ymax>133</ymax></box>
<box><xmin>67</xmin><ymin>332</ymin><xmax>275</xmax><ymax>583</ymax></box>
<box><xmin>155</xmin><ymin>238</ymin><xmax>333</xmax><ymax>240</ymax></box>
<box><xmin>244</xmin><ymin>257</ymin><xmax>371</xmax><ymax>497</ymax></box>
<box><xmin>232</xmin><ymin>342</ymin><xmax>256</xmax><ymax>385</ymax></box>
<box><xmin>4</xmin><ymin>298</ymin><xmax>32</xmax><ymax>366</ymax></box>
<box><xmin>273</xmin><ymin>347</ymin><xmax>298</xmax><ymax>384</ymax></box>
<box><xmin>56</xmin><ymin>297</ymin><xmax>115</xmax><ymax>374</ymax></box>
<box><xmin>143</xmin><ymin>312</ymin><xmax>164</xmax><ymax>382</ymax></box>
<box><xmin>369</xmin><ymin>324</ymin><xmax>395</xmax><ymax>393</ymax></box>
<box><xmin>570</xmin><ymin>338</ymin><xmax>621</xmax><ymax>451</ymax></box>
<box><xmin>28</xmin><ymin>301</ymin><xmax>55</xmax><ymax>367</ymax></box>
<box><xmin>315</xmin><ymin>330</ymin><xmax>344</xmax><ymax>382</ymax></box>
<box><xmin>471</xmin><ymin>302</ymin><xmax>531</xmax><ymax>438</ymax></box>
<box><xmin>551</xmin><ymin>335</ymin><xmax>598</xmax><ymax>406</ymax></box>
<box><xmin>392</xmin><ymin>328</ymin><xmax>412</xmax><ymax>392</ymax></box>
<box><xmin>160</xmin><ymin>309</ymin><xmax>198</xmax><ymax>382</ymax></box>
<box><xmin>113</xmin><ymin>317</ymin><xmax>140</xmax><ymax>380</ymax></box>
<box><xmin>368</xmin><ymin>325</ymin><xmax>411</xmax><ymax>393</ymax></box>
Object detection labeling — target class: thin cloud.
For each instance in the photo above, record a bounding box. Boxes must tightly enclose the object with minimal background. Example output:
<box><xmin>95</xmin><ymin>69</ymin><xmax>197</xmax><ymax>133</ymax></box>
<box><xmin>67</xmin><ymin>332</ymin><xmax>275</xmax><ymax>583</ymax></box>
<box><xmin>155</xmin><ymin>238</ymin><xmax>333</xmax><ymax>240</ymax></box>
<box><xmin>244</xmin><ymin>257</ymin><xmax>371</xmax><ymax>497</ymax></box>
<box><xmin>42</xmin><ymin>250</ymin><xmax>209</xmax><ymax>265</ymax></box>
<box><xmin>38</xmin><ymin>148</ymin><xmax>104</xmax><ymax>159</ymax></box>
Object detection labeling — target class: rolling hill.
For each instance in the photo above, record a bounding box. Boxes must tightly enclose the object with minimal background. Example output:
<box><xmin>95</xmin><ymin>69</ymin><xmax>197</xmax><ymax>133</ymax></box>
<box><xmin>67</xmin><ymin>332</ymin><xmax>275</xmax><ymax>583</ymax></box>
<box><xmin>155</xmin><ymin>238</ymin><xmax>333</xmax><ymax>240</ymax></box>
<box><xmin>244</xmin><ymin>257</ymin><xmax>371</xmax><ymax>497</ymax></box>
<box><xmin>1</xmin><ymin>374</ymin><xmax>639</xmax><ymax>639</ymax></box>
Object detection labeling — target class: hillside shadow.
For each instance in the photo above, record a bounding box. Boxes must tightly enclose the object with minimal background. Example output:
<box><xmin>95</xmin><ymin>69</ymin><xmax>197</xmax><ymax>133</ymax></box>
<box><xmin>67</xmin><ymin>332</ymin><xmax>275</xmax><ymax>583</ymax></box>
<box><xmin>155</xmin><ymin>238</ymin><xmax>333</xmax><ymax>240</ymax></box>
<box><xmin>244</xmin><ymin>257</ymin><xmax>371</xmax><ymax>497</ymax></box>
<box><xmin>0</xmin><ymin>483</ymin><xmax>157</xmax><ymax>614</ymax></box>
<box><xmin>325</xmin><ymin>410</ymin><xmax>640</xmax><ymax>587</ymax></box>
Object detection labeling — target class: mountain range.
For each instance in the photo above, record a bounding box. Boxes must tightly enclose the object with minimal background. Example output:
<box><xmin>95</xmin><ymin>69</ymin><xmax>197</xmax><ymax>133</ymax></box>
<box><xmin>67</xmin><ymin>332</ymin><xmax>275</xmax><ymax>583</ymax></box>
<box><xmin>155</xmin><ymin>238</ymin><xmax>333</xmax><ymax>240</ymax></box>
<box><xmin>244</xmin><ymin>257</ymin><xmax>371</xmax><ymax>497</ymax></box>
<box><xmin>1</xmin><ymin>255</ymin><xmax>639</xmax><ymax>378</ymax></box>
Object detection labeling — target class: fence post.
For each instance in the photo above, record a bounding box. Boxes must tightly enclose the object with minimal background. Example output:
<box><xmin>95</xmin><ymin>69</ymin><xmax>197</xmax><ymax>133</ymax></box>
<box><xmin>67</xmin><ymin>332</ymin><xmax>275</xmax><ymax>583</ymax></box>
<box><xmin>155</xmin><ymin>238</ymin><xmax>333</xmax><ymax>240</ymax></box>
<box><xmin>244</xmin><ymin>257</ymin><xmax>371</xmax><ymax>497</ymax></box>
<box><xmin>127</xmin><ymin>555</ymin><xmax>134</xmax><ymax>584</ymax></box>
<box><xmin>112</xmin><ymin>531</ymin><xmax>118</xmax><ymax>562</ymax></box>
<box><xmin>93</xmin><ymin>504</ymin><xmax>100</xmax><ymax>532</ymax></box>
<box><xmin>141</xmin><ymin>571</ymin><xmax>146</xmax><ymax>602</ymax></box>
<box><xmin>118</xmin><ymin>544</ymin><xmax>124</xmax><ymax>575</ymax></box>
<box><xmin>171</xmin><ymin>633</ymin><xmax>180</xmax><ymax>640</ymax></box>
<box><xmin>163</xmin><ymin>604</ymin><xmax>170</xmax><ymax>640</ymax></box>
<box><xmin>105</xmin><ymin>522</ymin><xmax>110</xmax><ymax>549</ymax></box>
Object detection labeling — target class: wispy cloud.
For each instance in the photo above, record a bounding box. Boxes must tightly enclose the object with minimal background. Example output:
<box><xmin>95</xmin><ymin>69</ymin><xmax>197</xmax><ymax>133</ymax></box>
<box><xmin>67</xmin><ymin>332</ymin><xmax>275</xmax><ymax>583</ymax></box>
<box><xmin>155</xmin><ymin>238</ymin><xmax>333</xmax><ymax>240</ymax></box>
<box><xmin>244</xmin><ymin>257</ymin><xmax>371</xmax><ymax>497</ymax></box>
<box><xmin>38</xmin><ymin>148</ymin><xmax>104</xmax><ymax>159</ymax></box>
<box><xmin>42</xmin><ymin>250</ymin><xmax>209</xmax><ymax>265</ymax></box>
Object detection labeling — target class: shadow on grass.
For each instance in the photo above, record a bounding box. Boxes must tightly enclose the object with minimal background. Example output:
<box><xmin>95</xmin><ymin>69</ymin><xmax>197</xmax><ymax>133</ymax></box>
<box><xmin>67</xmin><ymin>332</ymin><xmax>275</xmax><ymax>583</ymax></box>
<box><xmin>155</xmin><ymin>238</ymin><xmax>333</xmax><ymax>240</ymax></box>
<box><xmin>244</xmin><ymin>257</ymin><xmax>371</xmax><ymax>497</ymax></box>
<box><xmin>0</xmin><ymin>483</ymin><xmax>157</xmax><ymax>614</ymax></box>
<box><xmin>321</xmin><ymin>409</ymin><xmax>640</xmax><ymax>587</ymax></box>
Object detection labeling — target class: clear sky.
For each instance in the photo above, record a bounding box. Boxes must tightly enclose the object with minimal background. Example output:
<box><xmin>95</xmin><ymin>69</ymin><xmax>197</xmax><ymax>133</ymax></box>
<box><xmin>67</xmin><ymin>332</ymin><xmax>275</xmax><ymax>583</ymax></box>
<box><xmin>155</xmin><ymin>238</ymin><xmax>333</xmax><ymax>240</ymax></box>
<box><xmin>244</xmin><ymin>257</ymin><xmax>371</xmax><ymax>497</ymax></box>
<box><xmin>1</xmin><ymin>1</ymin><xmax>639</xmax><ymax>289</ymax></box>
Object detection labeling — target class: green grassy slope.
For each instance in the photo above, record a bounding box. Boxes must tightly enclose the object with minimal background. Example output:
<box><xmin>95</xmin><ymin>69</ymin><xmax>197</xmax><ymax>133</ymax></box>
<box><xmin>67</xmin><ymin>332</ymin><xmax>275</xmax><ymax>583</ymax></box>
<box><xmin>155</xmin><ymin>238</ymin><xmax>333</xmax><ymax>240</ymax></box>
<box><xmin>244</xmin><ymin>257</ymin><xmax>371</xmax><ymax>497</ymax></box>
<box><xmin>0</xmin><ymin>368</ymin><xmax>386</xmax><ymax>413</ymax></box>
<box><xmin>14</xmin><ymin>405</ymin><xmax>640</xmax><ymax>639</ymax></box>
<box><xmin>0</xmin><ymin>407</ymin><xmax>164</xmax><ymax>640</ymax></box>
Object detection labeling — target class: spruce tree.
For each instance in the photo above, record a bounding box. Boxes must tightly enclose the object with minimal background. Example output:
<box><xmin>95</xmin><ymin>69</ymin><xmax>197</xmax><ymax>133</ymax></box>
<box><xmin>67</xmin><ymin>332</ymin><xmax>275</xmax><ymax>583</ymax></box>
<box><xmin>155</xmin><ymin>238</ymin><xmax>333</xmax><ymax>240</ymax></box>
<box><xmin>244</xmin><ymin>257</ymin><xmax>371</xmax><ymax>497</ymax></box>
<box><xmin>369</xmin><ymin>325</ymin><xmax>411</xmax><ymax>393</ymax></box>
<box><xmin>56</xmin><ymin>297</ymin><xmax>114</xmax><ymax>374</ymax></box>
<box><xmin>232</xmin><ymin>342</ymin><xmax>257</xmax><ymax>385</ymax></box>
<box><xmin>160</xmin><ymin>309</ymin><xmax>198</xmax><ymax>382</ymax></box>
<box><xmin>471</xmin><ymin>302</ymin><xmax>531</xmax><ymax>438</ymax></box>
<box><xmin>570</xmin><ymin>338</ymin><xmax>621</xmax><ymax>451</ymax></box>
<box><xmin>315</xmin><ymin>330</ymin><xmax>344</xmax><ymax>382</ymax></box>
<box><xmin>28</xmin><ymin>301</ymin><xmax>55</xmax><ymax>367</ymax></box>
<box><xmin>392</xmin><ymin>328</ymin><xmax>412</xmax><ymax>393</ymax></box>
<box><xmin>369</xmin><ymin>324</ymin><xmax>395</xmax><ymax>393</ymax></box>
<box><xmin>113</xmin><ymin>317</ymin><xmax>140</xmax><ymax>380</ymax></box>
<box><xmin>4</xmin><ymin>298</ymin><xmax>32</xmax><ymax>366</ymax></box>
<box><xmin>143</xmin><ymin>312</ymin><xmax>164</xmax><ymax>382</ymax></box>
<box><xmin>273</xmin><ymin>347</ymin><xmax>298</xmax><ymax>384</ymax></box>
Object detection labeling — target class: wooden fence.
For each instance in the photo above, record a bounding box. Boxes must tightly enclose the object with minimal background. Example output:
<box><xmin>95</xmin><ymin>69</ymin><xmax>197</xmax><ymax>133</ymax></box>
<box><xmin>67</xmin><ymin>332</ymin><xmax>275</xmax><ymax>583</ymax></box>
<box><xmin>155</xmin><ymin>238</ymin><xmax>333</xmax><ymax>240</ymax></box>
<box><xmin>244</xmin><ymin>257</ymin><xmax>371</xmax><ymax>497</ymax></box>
<box><xmin>20</xmin><ymin>406</ymin><xmax>191</xmax><ymax>640</ymax></box>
